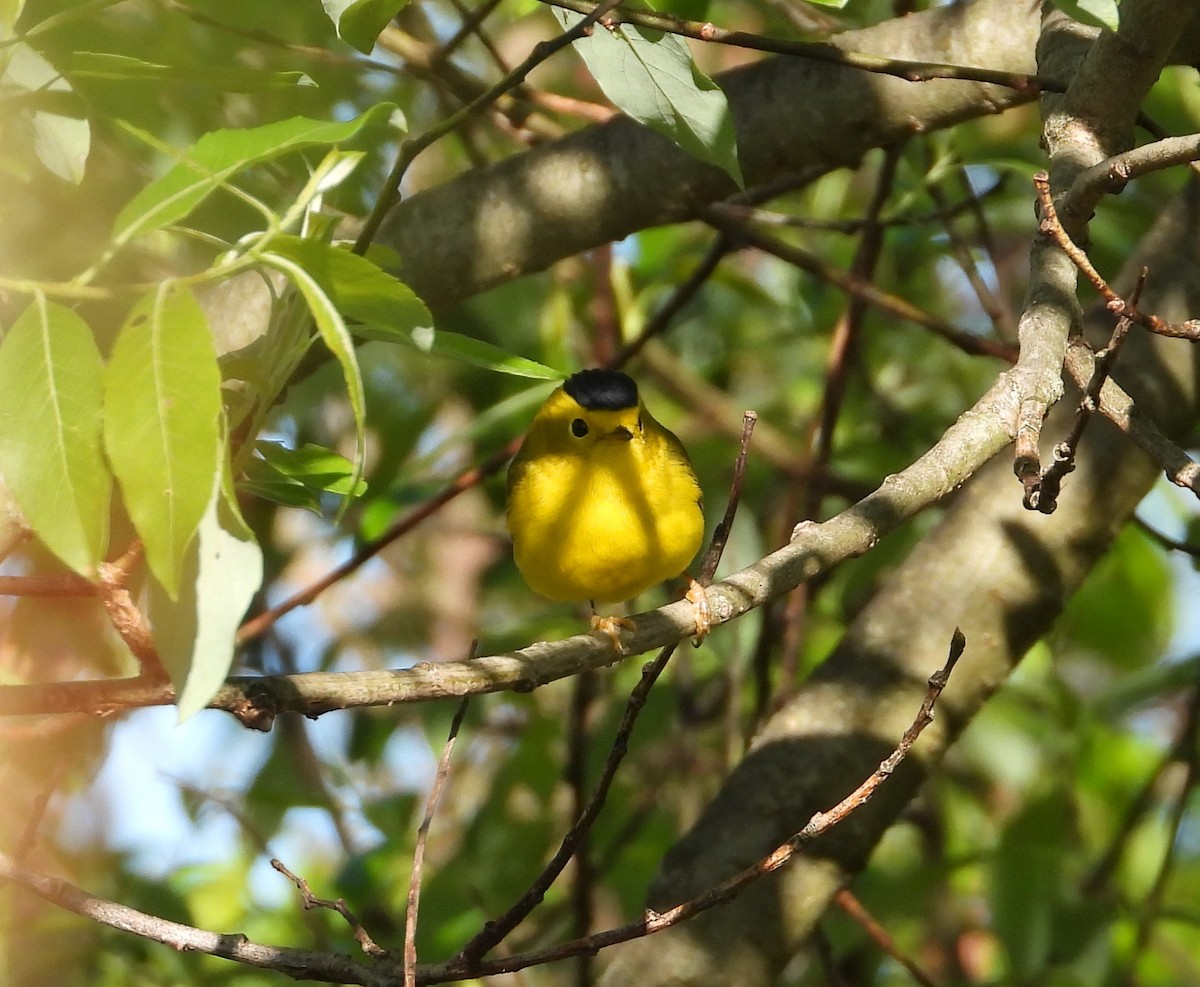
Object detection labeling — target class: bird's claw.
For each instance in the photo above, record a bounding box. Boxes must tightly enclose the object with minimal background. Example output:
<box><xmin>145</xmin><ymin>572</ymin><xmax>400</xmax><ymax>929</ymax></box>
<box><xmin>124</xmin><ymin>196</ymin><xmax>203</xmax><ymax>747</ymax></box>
<box><xmin>591</xmin><ymin>613</ymin><xmax>636</xmax><ymax>654</ymax></box>
<box><xmin>686</xmin><ymin>578</ymin><xmax>711</xmax><ymax>647</ymax></box>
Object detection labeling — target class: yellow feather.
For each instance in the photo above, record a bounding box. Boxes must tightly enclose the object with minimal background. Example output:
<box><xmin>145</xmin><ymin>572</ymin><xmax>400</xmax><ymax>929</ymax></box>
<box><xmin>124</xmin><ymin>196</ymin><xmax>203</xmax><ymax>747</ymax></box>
<box><xmin>506</xmin><ymin>372</ymin><xmax>703</xmax><ymax>607</ymax></box>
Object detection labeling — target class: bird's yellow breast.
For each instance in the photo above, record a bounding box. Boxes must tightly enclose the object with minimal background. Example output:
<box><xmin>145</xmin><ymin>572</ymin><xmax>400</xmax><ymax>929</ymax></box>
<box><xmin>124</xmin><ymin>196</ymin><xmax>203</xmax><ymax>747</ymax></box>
<box><xmin>507</xmin><ymin>411</ymin><xmax>703</xmax><ymax>605</ymax></box>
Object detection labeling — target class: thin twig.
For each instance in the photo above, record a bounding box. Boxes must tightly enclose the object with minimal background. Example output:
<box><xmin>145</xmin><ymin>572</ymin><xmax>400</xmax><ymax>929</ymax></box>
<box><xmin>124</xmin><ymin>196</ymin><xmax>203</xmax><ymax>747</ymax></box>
<box><xmin>1134</xmin><ymin>517</ymin><xmax>1200</xmax><ymax>559</ymax></box>
<box><xmin>96</xmin><ymin>541</ymin><xmax>167</xmax><ymax>681</ymax></box>
<box><xmin>833</xmin><ymin>887</ymin><xmax>941</xmax><ymax>987</ymax></box>
<box><xmin>430</xmin><ymin>629</ymin><xmax>967</xmax><ymax>983</ymax></box>
<box><xmin>615</xmin><ymin>234</ymin><xmax>732</xmax><ymax>367</ymax></box>
<box><xmin>1062</xmin><ymin>133</ymin><xmax>1200</xmax><ymax>223</ymax></box>
<box><xmin>1</xmin><ymin>850</ymin><xmax>390</xmax><ymax>983</ymax></box>
<box><xmin>455</xmin><ymin>414</ymin><xmax>757</xmax><ymax>967</ymax></box>
<box><xmin>1061</xmin><ymin>340</ymin><xmax>1200</xmax><ymax>498</ymax></box>
<box><xmin>237</xmin><ymin>440</ymin><xmax>519</xmax><ymax>645</ymax></box>
<box><xmin>405</xmin><ymin>696</ymin><xmax>471</xmax><ymax>987</ymax></box>
<box><xmin>565</xmin><ymin>671</ymin><xmax>598</xmax><ymax>987</ymax></box>
<box><xmin>1027</xmin><ymin>270</ymin><xmax>1146</xmax><ymax>513</ymax></box>
<box><xmin>1034</xmin><ymin>171</ymin><xmax>1200</xmax><ymax>339</ymax></box>
<box><xmin>271</xmin><ymin>858</ymin><xmax>388</xmax><ymax>959</ymax></box>
<box><xmin>714</xmin><ymin>176</ymin><xmax>1007</xmax><ymax>236</ymax></box>
<box><xmin>925</xmin><ymin>159</ymin><xmax>1013</xmax><ymax>337</ymax></box>
<box><xmin>703</xmin><ymin>205</ymin><xmax>1017</xmax><ymax>362</ymax></box>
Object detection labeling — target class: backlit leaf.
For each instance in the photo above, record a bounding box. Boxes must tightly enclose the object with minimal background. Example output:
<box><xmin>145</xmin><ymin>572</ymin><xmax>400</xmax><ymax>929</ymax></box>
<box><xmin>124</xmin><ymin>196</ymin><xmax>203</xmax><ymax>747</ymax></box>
<box><xmin>103</xmin><ymin>284</ymin><xmax>222</xmax><ymax>598</ymax></box>
<box><xmin>113</xmin><ymin>106</ymin><xmax>398</xmax><ymax>244</ymax></box>
<box><xmin>322</xmin><ymin>0</ymin><xmax>410</xmax><ymax>53</ymax></box>
<box><xmin>0</xmin><ymin>297</ymin><xmax>109</xmax><ymax>574</ymax></box>
<box><xmin>149</xmin><ymin>478</ymin><xmax>263</xmax><ymax>721</ymax></box>
<box><xmin>261</xmin><ymin>251</ymin><xmax>367</xmax><ymax>516</ymax></box>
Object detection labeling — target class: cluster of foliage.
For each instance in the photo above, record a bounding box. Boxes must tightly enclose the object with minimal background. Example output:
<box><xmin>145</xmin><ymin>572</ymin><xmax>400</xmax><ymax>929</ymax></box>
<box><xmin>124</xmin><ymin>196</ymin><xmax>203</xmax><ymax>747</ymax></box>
<box><xmin>1</xmin><ymin>0</ymin><xmax>1198</xmax><ymax>985</ymax></box>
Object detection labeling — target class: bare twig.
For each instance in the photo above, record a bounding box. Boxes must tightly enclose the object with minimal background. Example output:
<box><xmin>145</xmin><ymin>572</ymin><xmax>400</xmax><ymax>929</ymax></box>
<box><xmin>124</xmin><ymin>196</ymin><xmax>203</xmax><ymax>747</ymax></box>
<box><xmin>430</xmin><ymin>630</ymin><xmax>966</xmax><ymax>983</ymax></box>
<box><xmin>405</xmin><ymin>696</ymin><xmax>471</xmax><ymax>987</ymax></box>
<box><xmin>236</xmin><ymin>440</ymin><xmax>519</xmax><ymax>645</ymax></box>
<box><xmin>833</xmin><ymin>887</ymin><xmax>941</xmax><ymax>987</ymax></box>
<box><xmin>1135</xmin><ymin>517</ymin><xmax>1200</xmax><ymax>559</ymax></box>
<box><xmin>1062</xmin><ymin>340</ymin><xmax>1200</xmax><ymax>498</ymax></box>
<box><xmin>96</xmin><ymin>541</ymin><xmax>168</xmax><ymax>681</ymax></box>
<box><xmin>1063</xmin><ymin>133</ymin><xmax>1200</xmax><ymax>221</ymax></box>
<box><xmin>713</xmin><ymin>175</ymin><xmax>1007</xmax><ymax>236</ymax></box>
<box><xmin>0</xmin><ymin>850</ymin><xmax>390</xmax><ymax>985</ymax></box>
<box><xmin>1034</xmin><ymin>171</ymin><xmax>1200</xmax><ymax>340</ymax></box>
<box><xmin>614</xmin><ymin>234</ymin><xmax>732</xmax><ymax>367</ymax></box>
<box><xmin>703</xmin><ymin>205</ymin><xmax>1018</xmax><ymax>362</ymax></box>
<box><xmin>272</xmin><ymin>858</ymin><xmax>388</xmax><ymax>959</ymax></box>
<box><xmin>1027</xmin><ymin>271</ymin><xmax>1145</xmax><ymax>514</ymax></box>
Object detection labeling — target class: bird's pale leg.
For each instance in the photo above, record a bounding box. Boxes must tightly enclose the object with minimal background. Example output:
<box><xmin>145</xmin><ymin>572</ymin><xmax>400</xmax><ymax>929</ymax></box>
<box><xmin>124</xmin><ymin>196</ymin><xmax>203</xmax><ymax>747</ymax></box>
<box><xmin>686</xmin><ymin>577</ymin><xmax>711</xmax><ymax>646</ymax></box>
<box><xmin>590</xmin><ymin>600</ymin><xmax>635</xmax><ymax>654</ymax></box>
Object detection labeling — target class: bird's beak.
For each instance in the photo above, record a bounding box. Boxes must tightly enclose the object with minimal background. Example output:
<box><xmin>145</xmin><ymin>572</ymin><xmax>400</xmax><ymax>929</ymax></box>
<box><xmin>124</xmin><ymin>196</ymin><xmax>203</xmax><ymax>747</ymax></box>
<box><xmin>609</xmin><ymin>425</ymin><xmax>634</xmax><ymax>441</ymax></box>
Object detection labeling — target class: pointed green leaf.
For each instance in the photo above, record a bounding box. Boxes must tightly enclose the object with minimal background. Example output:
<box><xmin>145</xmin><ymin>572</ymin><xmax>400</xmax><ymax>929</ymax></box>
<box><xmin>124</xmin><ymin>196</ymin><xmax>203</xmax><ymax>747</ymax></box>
<box><xmin>113</xmin><ymin>106</ymin><xmax>399</xmax><ymax>244</ymax></box>
<box><xmin>0</xmin><ymin>298</ymin><xmax>110</xmax><ymax>574</ymax></box>
<box><xmin>150</xmin><ymin>479</ymin><xmax>263</xmax><ymax>722</ymax></box>
<box><xmin>554</xmin><ymin>10</ymin><xmax>742</xmax><ymax>187</ymax></box>
<box><xmin>322</xmin><ymin>0</ymin><xmax>411</xmax><ymax>53</ymax></box>
<box><xmin>242</xmin><ymin>441</ymin><xmax>366</xmax><ymax>513</ymax></box>
<box><xmin>261</xmin><ymin>252</ymin><xmax>366</xmax><ymax>514</ymax></box>
<box><xmin>407</xmin><ymin>326</ymin><xmax>563</xmax><ymax>379</ymax></box>
<box><xmin>103</xmin><ymin>285</ymin><xmax>222</xmax><ymax>598</ymax></box>
<box><xmin>68</xmin><ymin>52</ymin><xmax>314</xmax><ymax>92</ymax></box>
<box><xmin>265</xmin><ymin>234</ymin><xmax>432</xmax><ymax>337</ymax></box>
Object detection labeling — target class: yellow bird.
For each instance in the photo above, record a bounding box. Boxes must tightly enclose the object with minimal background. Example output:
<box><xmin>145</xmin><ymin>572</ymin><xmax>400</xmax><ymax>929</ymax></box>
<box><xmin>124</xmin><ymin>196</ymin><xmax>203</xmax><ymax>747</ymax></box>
<box><xmin>506</xmin><ymin>368</ymin><xmax>709</xmax><ymax>649</ymax></box>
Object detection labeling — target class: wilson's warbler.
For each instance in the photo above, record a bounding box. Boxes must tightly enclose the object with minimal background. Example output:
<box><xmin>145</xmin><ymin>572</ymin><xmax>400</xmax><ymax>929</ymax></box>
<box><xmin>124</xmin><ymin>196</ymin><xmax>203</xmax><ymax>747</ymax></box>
<box><xmin>506</xmin><ymin>368</ymin><xmax>710</xmax><ymax>649</ymax></box>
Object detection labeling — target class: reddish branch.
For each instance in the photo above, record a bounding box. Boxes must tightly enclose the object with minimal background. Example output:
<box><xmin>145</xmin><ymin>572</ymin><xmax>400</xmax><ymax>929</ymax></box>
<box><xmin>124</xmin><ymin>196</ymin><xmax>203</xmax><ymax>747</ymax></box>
<box><xmin>1033</xmin><ymin>171</ymin><xmax>1200</xmax><ymax>340</ymax></box>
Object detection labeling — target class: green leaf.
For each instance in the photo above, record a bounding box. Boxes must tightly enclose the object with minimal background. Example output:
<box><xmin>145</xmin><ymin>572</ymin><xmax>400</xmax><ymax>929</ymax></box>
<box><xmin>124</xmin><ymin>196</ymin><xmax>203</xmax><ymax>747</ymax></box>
<box><xmin>68</xmin><ymin>52</ymin><xmax>314</xmax><ymax>92</ymax></box>
<box><xmin>553</xmin><ymin>9</ymin><xmax>742</xmax><ymax>187</ymax></box>
<box><xmin>2</xmin><ymin>44</ymin><xmax>90</xmax><ymax>183</ymax></box>
<box><xmin>265</xmin><ymin>234</ymin><xmax>432</xmax><ymax>338</ymax></box>
<box><xmin>322</xmin><ymin>0</ymin><xmax>410</xmax><ymax>54</ymax></box>
<box><xmin>149</xmin><ymin>480</ymin><xmax>263</xmax><ymax>723</ymax></box>
<box><xmin>261</xmin><ymin>251</ymin><xmax>367</xmax><ymax>515</ymax></box>
<box><xmin>241</xmin><ymin>441</ymin><xmax>367</xmax><ymax>513</ymax></box>
<box><xmin>112</xmin><ymin>106</ymin><xmax>398</xmax><ymax>245</ymax></box>
<box><xmin>267</xmin><ymin>233</ymin><xmax>558</xmax><ymax>382</ymax></box>
<box><xmin>0</xmin><ymin>298</ymin><xmax>110</xmax><ymax>574</ymax></box>
<box><xmin>407</xmin><ymin>325</ymin><xmax>564</xmax><ymax>379</ymax></box>
<box><xmin>991</xmin><ymin>791</ymin><xmax>1068</xmax><ymax>979</ymax></box>
<box><xmin>103</xmin><ymin>284</ymin><xmax>222</xmax><ymax>598</ymax></box>
<box><xmin>1048</xmin><ymin>0</ymin><xmax>1119</xmax><ymax>31</ymax></box>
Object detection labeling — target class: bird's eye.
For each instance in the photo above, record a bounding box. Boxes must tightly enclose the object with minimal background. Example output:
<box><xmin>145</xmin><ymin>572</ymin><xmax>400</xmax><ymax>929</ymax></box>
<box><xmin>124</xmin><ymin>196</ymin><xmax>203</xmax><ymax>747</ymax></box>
<box><xmin>571</xmin><ymin>418</ymin><xmax>589</xmax><ymax>438</ymax></box>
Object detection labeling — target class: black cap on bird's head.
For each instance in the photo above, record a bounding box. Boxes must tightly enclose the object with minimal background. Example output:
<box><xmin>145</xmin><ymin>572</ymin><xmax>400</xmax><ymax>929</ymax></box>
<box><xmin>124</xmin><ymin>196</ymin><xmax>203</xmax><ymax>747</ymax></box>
<box><xmin>563</xmin><ymin>369</ymin><xmax>639</xmax><ymax>411</ymax></box>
